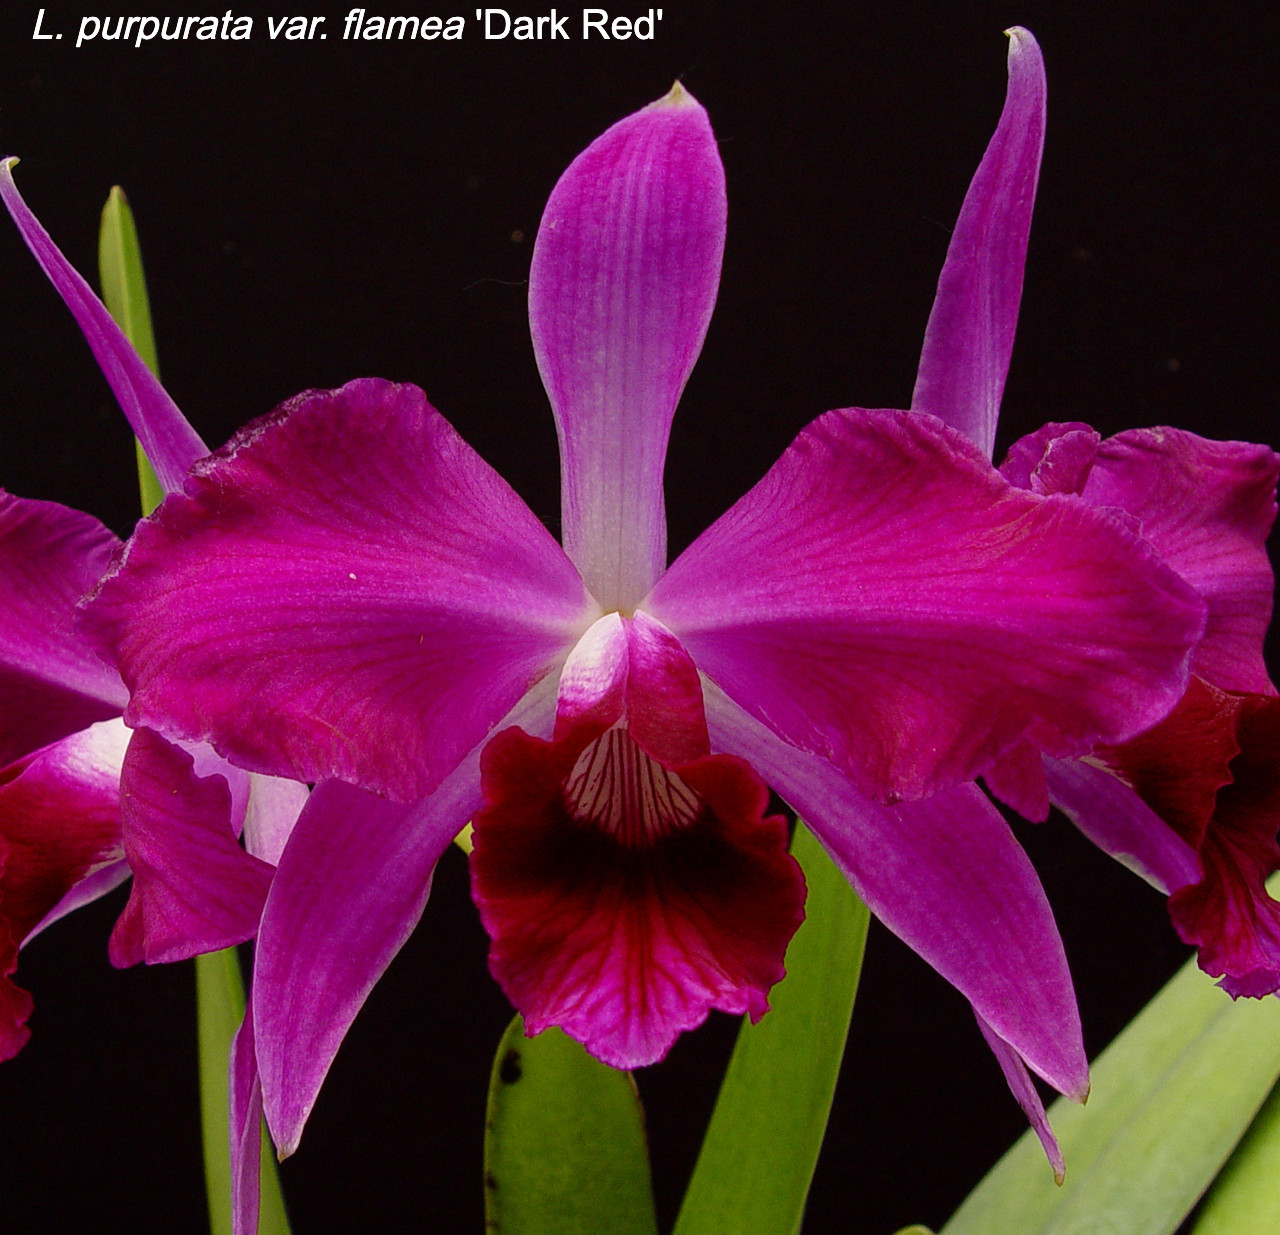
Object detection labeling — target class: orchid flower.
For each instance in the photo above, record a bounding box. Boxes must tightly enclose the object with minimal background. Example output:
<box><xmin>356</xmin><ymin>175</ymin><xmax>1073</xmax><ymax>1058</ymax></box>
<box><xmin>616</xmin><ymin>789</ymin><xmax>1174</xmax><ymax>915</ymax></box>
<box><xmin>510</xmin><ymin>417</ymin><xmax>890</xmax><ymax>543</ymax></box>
<box><xmin>902</xmin><ymin>45</ymin><xmax>1280</xmax><ymax>1000</ymax></box>
<box><xmin>992</xmin><ymin>423</ymin><xmax>1280</xmax><ymax>998</ymax></box>
<box><xmin>4</xmin><ymin>30</ymin><xmax>1210</xmax><ymax>1201</ymax></box>
<box><xmin>0</xmin><ymin>175</ymin><xmax>308</xmax><ymax>1057</ymax></box>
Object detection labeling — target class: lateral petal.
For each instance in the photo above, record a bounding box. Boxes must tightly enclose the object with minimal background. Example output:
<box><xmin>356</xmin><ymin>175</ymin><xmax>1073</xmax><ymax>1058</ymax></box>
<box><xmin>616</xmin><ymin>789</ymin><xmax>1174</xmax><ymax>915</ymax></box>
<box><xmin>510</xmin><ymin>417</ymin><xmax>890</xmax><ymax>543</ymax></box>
<box><xmin>0</xmin><ymin>491</ymin><xmax>126</xmax><ymax>768</ymax></box>
<box><xmin>1082</xmin><ymin>428</ymin><xmax>1278</xmax><ymax>694</ymax></box>
<box><xmin>704</xmin><ymin>683</ymin><xmax>1088</xmax><ymax>1101</ymax></box>
<box><xmin>107</xmin><ymin>728</ymin><xmax>274</xmax><ymax>967</ymax></box>
<box><xmin>85</xmin><ymin>378</ymin><xmax>598</xmax><ymax>802</ymax></box>
<box><xmin>1044</xmin><ymin>756</ymin><xmax>1200</xmax><ymax>894</ymax></box>
<box><xmin>529</xmin><ymin>85</ymin><xmax>726</xmax><ymax>611</ymax></box>
<box><xmin>910</xmin><ymin>28</ymin><xmax>1046</xmax><ymax>458</ymax></box>
<box><xmin>650</xmin><ymin>408</ymin><xmax>1205</xmax><ymax>802</ymax></box>
<box><xmin>0</xmin><ymin>161</ymin><xmax>207</xmax><ymax>491</ymax></box>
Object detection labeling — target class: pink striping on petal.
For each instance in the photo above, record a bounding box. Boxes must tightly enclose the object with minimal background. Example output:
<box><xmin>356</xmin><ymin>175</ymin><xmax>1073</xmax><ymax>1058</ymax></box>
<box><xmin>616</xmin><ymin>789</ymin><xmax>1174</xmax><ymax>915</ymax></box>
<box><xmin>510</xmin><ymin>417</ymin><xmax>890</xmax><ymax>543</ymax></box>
<box><xmin>255</xmin><ymin>675</ymin><xmax>558</xmax><ymax>1156</ymax></box>
<box><xmin>650</xmin><ymin>407</ymin><xmax>1205</xmax><ymax>802</ymax></box>
<box><xmin>703</xmin><ymin>681</ymin><xmax>1088</xmax><ymax>1102</ymax></box>
<box><xmin>471</xmin><ymin>719</ymin><xmax>804</xmax><ymax>1069</ymax></box>
<box><xmin>530</xmin><ymin>85</ymin><xmax>726</xmax><ymax>610</ymax></box>
<box><xmin>85</xmin><ymin>378</ymin><xmax>598</xmax><ymax>802</ymax></box>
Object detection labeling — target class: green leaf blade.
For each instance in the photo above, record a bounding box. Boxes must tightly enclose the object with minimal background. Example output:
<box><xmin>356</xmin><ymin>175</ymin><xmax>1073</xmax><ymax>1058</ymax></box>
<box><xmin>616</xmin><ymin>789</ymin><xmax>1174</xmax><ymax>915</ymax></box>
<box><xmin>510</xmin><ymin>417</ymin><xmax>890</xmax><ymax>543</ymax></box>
<box><xmin>674</xmin><ymin>822</ymin><xmax>870</xmax><ymax>1235</ymax></box>
<box><xmin>941</xmin><ymin>956</ymin><xmax>1280</xmax><ymax>1235</ymax></box>
<box><xmin>484</xmin><ymin>1016</ymin><xmax>658</xmax><ymax>1235</ymax></box>
<box><xmin>97</xmin><ymin>185</ymin><xmax>164</xmax><ymax>514</ymax></box>
<box><xmin>1190</xmin><ymin>1073</ymin><xmax>1280</xmax><ymax>1233</ymax></box>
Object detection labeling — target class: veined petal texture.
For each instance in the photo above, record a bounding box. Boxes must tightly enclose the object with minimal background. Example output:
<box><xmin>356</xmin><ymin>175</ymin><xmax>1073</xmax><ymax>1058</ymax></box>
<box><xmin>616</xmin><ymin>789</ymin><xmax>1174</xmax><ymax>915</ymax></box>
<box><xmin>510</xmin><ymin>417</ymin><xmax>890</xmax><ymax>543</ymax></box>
<box><xmin>910</xmin><ymin>27</ymin><xmax>1046</xmax><ymax>458</ymax></box>
<box><xmin>1082</xmin><ymin>428</ymin><xmax>1279</xmax><ymax>694</ymax></box>
<box><xmin>84</xmin><ymin>379</ymin><xmax>599</xmax><ymax>802</ymax></box>
<box><xmin>649</xmin><ymin>408</ymin><xmax>1206</xmax><ymax>803</ymax></box>
<box><xmin>0</xmin><ymin>491</ymin><xmax>126</xmax><ymax>768</ymax></box>
<box><xmin>107</xmin><ymin>728</ymin><xmax>274</xmax><ymax>967</ymax></box>
<box><xmin>704</xmin><ymin>683</ymin><xmax>1087</xmax><ymax>1101</ymax></box>
<box><xmin>530</xmin><ymin>85</ymin><xmax>726</xmax><ymax>611</ymax></box>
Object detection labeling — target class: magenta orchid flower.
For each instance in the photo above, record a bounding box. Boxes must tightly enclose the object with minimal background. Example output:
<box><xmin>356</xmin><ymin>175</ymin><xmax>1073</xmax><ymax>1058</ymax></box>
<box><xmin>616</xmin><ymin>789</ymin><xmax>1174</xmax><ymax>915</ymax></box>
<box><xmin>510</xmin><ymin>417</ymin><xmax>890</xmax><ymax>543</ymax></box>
<box><xmin>0</xmin><ymin>173</ymin><xmax>311</xmax><ymax>1055</ymax></box>
<box><xmin>989</xmin><ymin>423</ymin><xmax>1280</xmax><ymax>999</ymax></box>
<box><xmin>4</xmin><ymin>29</ymin><xmax>1212</xmax><ymax>1208</ymax></box>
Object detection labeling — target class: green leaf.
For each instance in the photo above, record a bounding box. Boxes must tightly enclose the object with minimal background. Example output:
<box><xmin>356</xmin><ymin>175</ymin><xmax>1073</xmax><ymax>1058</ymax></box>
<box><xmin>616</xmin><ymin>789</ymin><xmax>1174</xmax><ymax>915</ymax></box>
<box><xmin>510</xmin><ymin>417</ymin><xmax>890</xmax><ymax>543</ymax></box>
<box><xmin>484</xmin><ymin>1016</ymin><xmax>658</xmax><ymax>1235</ymax></box>
<box><xmin>196</xmin><ymin>951</ymin><xmax>290</xmax><ymax>1235</ymax></box>
<box><xmin>673</xmin><ymin>822</ymin><xmax>870</xmax><ymax>1235</ymax></box>
<box><xmin>97</xmin><ymin>185</ymin><xmax>163</xmax><ymax>515</ymax></box>
<box><xmin>99</xmin><ymin>188</ymin><xmax>289</xmax><ymax>1235</ymax></box>
<box><xmin>1190</xmin><ymin>1072</ymin><xmax>1280</xmax><ymax>1232</ymax></box>
<box><xmin>941</xmin><ymin>954</ymin><xmax>1280</xmax><ymax>1235</ymax></box>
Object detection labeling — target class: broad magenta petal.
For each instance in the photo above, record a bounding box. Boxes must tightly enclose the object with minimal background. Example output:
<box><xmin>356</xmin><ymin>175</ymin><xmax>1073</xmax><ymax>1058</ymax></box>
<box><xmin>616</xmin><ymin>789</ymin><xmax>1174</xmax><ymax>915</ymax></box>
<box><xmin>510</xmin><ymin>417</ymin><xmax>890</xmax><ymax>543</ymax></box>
<box><xmin>1082</xmin><ymin>428</ymin><xmax>1279</xmax><ymax>694</ymax></box>
<box><xmin>529</xmin><ymin>86</ymin><xmax>726</xmax><ymax>610</ymax></box>
<box><xmin>86</xmin><ymin>379</ymin><xmax>598</xmax><ymax>802</ymax></box>
<box><xmin>230</xmin><ymin>1002</ymin><xmax>263</xmax><ymax>1235</ymax></box>
<box><xmin>704</xmin><ymin>683</ymin><xmax>1088</xmax><ymax>1101</ymax></box>
<box><xmin>0</xmin><ymin>491</ymin><xmax>126</xmax><ymax>768</ymax></box>
<box><xmin>976</xmin><ymin>1011</ymin><xmax>1067</xmax><ymax>1183</ymax></box>
<box><xmin>472</xmin><ymin>724</ymin><xmax>803</xmax><ymax>1070</ymax></box>
<box><xmin>910</xmin><ymin>28</ymin><xmax>1046</xmax><ymax>458</ymax></box>
<box><xmin>0</xmin><ymin>718</ymin><xmax>127</xmax><ymax>1060</ymax></box>
<box><xmin>108</xmin><ymin>728</ymin><xmax>274</xmax><ymax>967</ymax></box>
<box><xmin>650</xmin><ymin>408</ymin><xmax>1205</xmax><ymax>802</ymax></box>
<box><xmin>0</xmin><ymin>161</ymin><xmax>207</xmax><ymax>492</ymax></box>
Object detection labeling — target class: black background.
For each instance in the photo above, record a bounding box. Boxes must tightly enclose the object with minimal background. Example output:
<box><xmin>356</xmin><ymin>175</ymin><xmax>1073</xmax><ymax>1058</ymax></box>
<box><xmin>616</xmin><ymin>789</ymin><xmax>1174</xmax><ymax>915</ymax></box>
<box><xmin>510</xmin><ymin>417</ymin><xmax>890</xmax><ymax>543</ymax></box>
<box><xmin>1</xmin><ymin>2</ymin><xmax>1277</xmax><ymax>1232</ymax></box>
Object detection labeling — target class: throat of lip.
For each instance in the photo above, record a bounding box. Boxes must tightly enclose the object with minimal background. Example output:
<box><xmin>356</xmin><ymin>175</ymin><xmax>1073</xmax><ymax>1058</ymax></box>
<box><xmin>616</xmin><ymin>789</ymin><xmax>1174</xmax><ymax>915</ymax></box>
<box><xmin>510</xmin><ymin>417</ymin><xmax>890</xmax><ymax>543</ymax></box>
<box><xmin>562</xmin><ymin>727</ymin><xmax>700</xmax><ymax>845</ymax></box>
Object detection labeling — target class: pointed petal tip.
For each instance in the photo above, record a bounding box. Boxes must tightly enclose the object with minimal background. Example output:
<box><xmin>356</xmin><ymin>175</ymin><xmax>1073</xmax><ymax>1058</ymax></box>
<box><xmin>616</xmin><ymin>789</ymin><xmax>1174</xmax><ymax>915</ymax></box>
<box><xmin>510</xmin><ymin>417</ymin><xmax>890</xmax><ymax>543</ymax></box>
<box><xmin>1004</xmin><ymin>26</ymin><xmax>1043</xmax><ymax>66</ymax></box>
<box><xmin>656</xmin><ymin>79</ymin><xmax>698</xmax><ymax>108</ymax></box>
<box><xmin>2</xmin><ymin>156</ymin><xmax>18</xmax><ymax>172</ymax></box>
